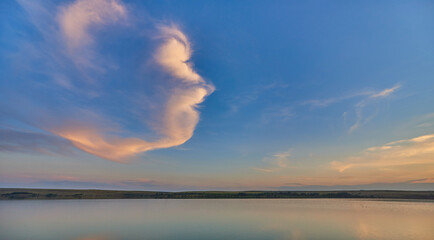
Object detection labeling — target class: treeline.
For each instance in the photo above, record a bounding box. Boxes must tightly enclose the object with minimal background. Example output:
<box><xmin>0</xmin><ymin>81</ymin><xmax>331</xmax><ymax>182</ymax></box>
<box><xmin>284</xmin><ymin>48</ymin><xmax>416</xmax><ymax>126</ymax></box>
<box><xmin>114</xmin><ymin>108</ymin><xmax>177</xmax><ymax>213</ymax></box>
<box><xmin>1</xmin><ymin>189</ymin><xmax>433</xmax><ymax>200</ymax></box>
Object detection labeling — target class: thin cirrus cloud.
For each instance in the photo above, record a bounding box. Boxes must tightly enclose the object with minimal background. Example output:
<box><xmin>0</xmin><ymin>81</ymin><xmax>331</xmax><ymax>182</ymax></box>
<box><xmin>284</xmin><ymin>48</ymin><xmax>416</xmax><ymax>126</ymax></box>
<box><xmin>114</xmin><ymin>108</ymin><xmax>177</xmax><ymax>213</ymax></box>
<box><xmin>0</xmin><ymin>128</ymin><xmax>75</xmax><ymax>156</ymax></box>
<box><xmin>5</xmin><ymin>0</ymin><xmax>214</xmax><ymax>162</ymax></box>
<box><xmin>304</xmin><ymin>84</ymin><xmax>401</xmax><ymax>133</ymax></box>
<box><xmin>58</xmin><ymin>0</ymin><xmax>128</xmax><ymax>50</ymax></box>
<box><xmin>304</xmin><ymin>84</ymin><xmax>400</xmax><ymax>108</ymax></box>
<box><xmin>330</xmin><ymin>133</ymin><xmax>434</xmax><ymax>183</ymax></box>
<box><xmin>349</xmin><ymin>84</ymin><xmax>400</xmax><ymax>133</ymax></box>
<box><xmin>369</xmin><ymin>84</ymin><xmax>401</xmax><ymax>98</ymax></box>
<box><xmin>266</xmin><ymin>133</ymin><xmax>434</xmax><ymax>188</ymax></box>
<box><xmin>57</xmin><ymin>0</ymin><xmax>129</xmax><ymax>72</ymax></box>
<box><xmin>253</xmin><ymin>150</ymin><xmax>291</xmax><ymax>173</ymax></box>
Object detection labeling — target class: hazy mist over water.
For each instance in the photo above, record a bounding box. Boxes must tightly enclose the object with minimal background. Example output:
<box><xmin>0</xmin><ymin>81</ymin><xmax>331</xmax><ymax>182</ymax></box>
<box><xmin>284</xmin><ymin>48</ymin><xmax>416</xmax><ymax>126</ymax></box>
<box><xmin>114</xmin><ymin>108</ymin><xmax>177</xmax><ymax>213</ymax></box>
<box><xmin>1</xmin><ymin>199</ymin><xmax>433</xmax><ymax>240</ymax></box>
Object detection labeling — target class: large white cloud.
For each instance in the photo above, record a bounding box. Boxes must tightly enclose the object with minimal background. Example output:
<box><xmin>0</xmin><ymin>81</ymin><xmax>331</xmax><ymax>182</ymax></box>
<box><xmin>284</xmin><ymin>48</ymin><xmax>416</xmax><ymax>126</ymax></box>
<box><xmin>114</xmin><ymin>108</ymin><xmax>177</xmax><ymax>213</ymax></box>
<box><xmin>10</xmin><ymin>0</ymin><xmax>214</xmax><ymax>162</ymax></box>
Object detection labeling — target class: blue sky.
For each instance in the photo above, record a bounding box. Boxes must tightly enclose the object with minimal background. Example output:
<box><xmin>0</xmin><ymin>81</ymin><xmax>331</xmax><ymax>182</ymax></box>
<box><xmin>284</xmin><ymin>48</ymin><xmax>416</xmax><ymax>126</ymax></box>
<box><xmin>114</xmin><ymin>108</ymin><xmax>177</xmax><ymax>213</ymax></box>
<box><xmin>1</xmin><ymin>0</ymin><xmax>433</xmax><ymax>190</ymax></box>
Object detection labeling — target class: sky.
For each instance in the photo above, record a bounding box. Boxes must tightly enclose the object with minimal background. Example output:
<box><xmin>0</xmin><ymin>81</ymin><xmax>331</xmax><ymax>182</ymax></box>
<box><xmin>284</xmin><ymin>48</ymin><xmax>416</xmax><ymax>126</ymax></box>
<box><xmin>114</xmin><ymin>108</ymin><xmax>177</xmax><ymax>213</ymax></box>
<box><xmin>1</xmin><ymin>0</ymin><xmax>433</xmax><ymax>191</ymax></box>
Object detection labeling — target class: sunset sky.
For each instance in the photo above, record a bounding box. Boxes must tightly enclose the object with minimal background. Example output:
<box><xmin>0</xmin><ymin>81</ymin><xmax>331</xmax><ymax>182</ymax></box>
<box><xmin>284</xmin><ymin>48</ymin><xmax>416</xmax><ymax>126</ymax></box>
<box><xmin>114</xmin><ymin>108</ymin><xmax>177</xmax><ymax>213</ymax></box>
<box><xmin>1</xmin><ymin>0</ymin><xmax>433</xmax><ymax>191</ymax></box>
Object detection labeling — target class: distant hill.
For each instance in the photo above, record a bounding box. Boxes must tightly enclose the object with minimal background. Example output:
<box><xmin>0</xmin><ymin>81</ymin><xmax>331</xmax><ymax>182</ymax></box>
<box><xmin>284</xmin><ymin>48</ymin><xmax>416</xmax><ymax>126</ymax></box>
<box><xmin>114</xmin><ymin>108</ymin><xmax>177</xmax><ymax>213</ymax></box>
<box><xmin>1</xmin><ymin>188</ymin><xmax>433</xmax><ymax>200</ymax></box>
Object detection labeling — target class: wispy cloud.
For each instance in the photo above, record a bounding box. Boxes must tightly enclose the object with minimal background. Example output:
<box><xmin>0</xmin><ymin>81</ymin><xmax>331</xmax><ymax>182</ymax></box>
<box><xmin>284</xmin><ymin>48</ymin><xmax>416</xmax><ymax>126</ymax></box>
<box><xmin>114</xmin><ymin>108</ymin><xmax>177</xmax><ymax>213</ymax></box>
<box><xmin>304</xmin><ymin>84</ymin><xmax>401</xmax><ymax>133</ymax></box>
<box><xmin>0</xmin><ymin>128</ymin><xmax>76</xmax><ymax>156</ymax></box>
<box><xmin>303</xmin><ymin>91</ymin><xmax>372</xmax><ymax>108</ymax></box>
<box><xmin>253</xmin><ymin>149</ymin><xmax>291</xmax><ymax>173</ymax></box>
<box><xmin>277</xmin><ymin>180</ymin><xmax>434</xmax><ymax>191</ymax></box>
<box><xmin>260</xmin><ymin>106</ymin><xmax>293</xmax><ymax>123</ymax></box>
<box><xmin>304</xmin><ymin>84</ymin><xmax>400</xmax><ymax>108</ymax></box>
<box><xmin>369</xmin><ymin>85</ymin><xmax>400</xmax><ymax>98</ymax></box>
<box><xmin>349</xmin><ymin>84</ymin><xmax>400</xmax><ymax>133</ymax></box>
<box><xmin>58</xmin><ymin>0</ymin><xmax>127</xmax><ymax>50</ymax></box>
<box><xmin>226</xmin><ymin>82</ymin><xmax>288</xmax><ymax>114</ymax></box>
<box><xmin>412</xmin><ymin>113</ymin><xmax>434</xmax><ymax>129</ymax></box>
<box><xmin>250</xmin><ymin>133</ymin><xmax>434</xmax><ymax>188</ymax></box>
<box><xmin>330</xmin><ymin>133</ymin><xmax>434</xmax><ymax>181</ymax></box>
<box><xmin>57</xmin><ymin>0</ymin><xmax>128</xmax><ymax>70</ymax></box>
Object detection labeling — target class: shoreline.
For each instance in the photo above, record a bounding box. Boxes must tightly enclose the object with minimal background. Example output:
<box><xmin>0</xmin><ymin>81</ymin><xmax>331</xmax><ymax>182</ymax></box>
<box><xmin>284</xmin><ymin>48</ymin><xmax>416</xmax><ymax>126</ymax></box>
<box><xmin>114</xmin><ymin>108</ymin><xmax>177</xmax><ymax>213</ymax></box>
<box><xmin>1</xmin><ymin>188</ymin><xmax>433</xmax><ymax>200</ymax></box>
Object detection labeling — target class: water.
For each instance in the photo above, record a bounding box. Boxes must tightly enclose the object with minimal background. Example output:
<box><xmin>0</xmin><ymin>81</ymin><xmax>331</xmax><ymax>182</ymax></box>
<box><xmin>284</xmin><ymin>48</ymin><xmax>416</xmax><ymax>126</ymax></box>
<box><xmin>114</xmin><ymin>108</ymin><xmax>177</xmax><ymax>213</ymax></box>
<box><xmin>1</xmin><ymin>199</ymin><xmax>433</xmax><ymax>240</ymax></box>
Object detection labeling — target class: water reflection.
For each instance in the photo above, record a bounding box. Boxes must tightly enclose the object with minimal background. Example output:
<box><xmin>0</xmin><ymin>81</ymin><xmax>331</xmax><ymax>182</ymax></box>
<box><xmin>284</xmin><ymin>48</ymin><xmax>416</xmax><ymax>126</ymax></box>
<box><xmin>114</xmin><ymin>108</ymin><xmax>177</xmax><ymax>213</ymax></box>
<box><xmin>1</xmin><ymin>199</ymin><xmax>433</xmax><ymax>240</ymax></box>
<box><xmin>74</xmin><ymin>236</ymin><xmax>111</xmax><ymax>240</ymax></box>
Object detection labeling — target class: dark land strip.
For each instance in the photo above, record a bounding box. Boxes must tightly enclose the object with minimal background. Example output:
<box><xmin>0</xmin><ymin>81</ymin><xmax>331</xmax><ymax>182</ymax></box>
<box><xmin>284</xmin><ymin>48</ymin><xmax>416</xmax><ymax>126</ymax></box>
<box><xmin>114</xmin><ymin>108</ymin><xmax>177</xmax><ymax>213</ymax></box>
<box><xmin>1</xmin><ymin>188</ymin><xmax>433</xmax><ymax>200</ymax></box>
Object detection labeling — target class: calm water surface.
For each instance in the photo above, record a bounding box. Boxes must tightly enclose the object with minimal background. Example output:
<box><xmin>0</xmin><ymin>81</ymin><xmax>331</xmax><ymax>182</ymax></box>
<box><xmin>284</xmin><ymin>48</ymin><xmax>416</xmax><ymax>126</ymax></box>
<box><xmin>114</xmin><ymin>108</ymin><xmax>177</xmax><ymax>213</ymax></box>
<box><xmin>1</xmin><ymin>199</ymin><xmax>433</xmax><ymax>240</ymax></box>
